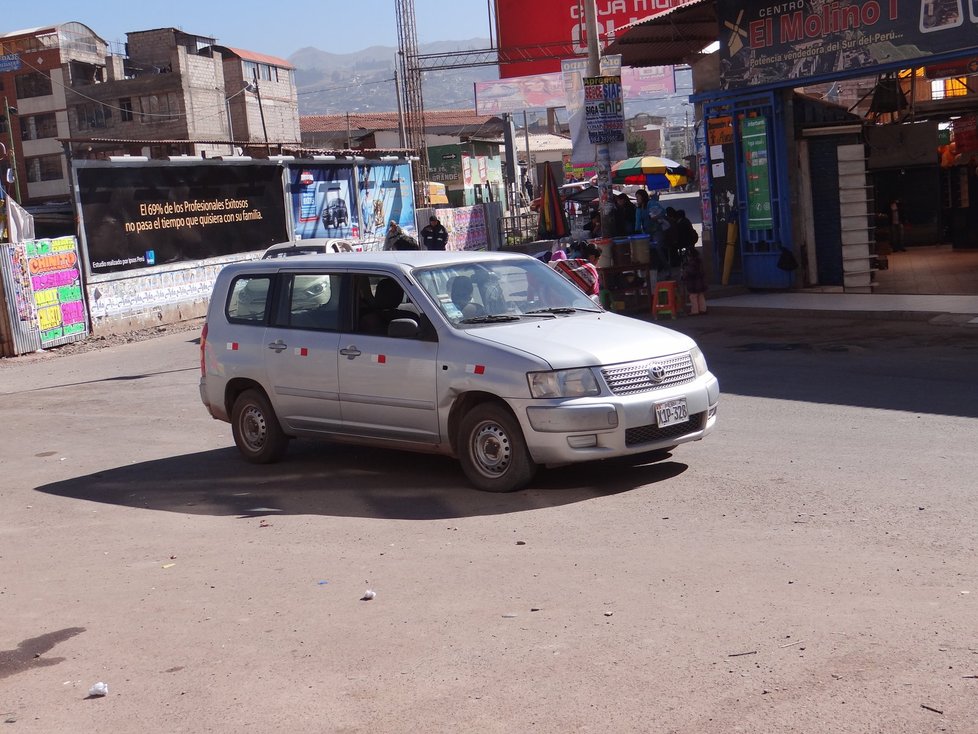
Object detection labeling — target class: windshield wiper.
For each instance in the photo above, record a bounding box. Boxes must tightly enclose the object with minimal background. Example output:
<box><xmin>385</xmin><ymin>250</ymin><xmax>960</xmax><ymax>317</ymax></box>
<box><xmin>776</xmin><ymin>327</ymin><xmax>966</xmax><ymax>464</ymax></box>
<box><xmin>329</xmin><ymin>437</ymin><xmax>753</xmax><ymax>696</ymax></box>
<box><xmin>460</xmin><ymin>314</ymin><xmax>522</xmax><ymax>324</ymax></box>
<box><xmin>525</xmin><ymin>307</ymin><xmax>583</xmax><ymax>315</ymax></box>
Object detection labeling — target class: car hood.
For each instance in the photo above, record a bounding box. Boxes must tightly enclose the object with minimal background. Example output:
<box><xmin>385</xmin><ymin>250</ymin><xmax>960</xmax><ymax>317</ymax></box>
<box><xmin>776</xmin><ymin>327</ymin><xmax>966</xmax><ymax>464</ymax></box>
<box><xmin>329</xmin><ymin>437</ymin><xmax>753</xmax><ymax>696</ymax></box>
<box><xmin>467</xmin><ymin>312</ymin><xmax>696</xmax><ymax>369</ymax></box>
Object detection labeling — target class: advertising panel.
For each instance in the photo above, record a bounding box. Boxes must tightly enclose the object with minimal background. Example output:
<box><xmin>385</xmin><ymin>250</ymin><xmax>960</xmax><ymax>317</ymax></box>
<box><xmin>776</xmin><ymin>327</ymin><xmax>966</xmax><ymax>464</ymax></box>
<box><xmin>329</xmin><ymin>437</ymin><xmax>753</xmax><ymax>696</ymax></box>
<box><xmin>76</xmin><ymin>163</ymin><xmax>288</xmax><ymax>275</ymax></box>
<box><xmin>444</xmin><ymin>206</ymin><xmax>489</xmax><ymax>251</ymax></box>
<box><xmin>495</xmin><ymin>0</ymin><xmax>688</xmax><ymax>78</ymax></box>
<box><xmin>476</xmin><ymin>65</ymin><xmax>674</xmax><ymax>115</ymax></box>
<box><xmin>356</xmin><ymin>162</ymin><xmax>416</xmax><ymax>240</ymax></box>
<box><xmin>290</xmin><ymin>165</ymin><xmax>358</xmax><ymax>240</ymax></box>
<box><xmin>563</xmin><ymin>56</ymin><xmax>628</xmax><ymax>165</ymax></box>
<box><xmin>742</xmin><ymin>117</ymin><xmax>773</xmax><ymax>230</ymax></box>
<box><xmin>0</xmin><ymin>237</ymin><xmax>88</xmax><ymax>350</ymax></box>
<box><xmin>718</xmin><ymin>0</ymin><xmax>978</xmax><ymax>90</ymax></box>
<box><xmin>584</xmin><ymin>75</ymin><xmax>625</xmax><ymax>144</ymax></box>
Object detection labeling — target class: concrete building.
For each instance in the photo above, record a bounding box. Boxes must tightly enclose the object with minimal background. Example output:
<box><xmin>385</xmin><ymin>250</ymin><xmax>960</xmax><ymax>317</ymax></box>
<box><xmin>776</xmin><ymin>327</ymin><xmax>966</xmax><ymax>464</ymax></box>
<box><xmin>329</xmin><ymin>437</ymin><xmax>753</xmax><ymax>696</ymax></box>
<box><xmin>0</xmin><ymin>22</ymin><xmax>299</xmax><ymax>210</ymax></box>
<box><xmin>299</xmin><ymin>109</ymin><xmax>504</xmax><ymax>151</ymax></box>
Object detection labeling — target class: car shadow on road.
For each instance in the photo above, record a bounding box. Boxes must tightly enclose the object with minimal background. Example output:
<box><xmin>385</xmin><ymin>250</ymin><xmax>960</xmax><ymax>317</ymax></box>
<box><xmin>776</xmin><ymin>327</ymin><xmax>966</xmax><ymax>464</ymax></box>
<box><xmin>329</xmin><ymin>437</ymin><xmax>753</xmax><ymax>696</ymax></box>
<box><xmin>35</xmin><ymin>442</ymin><xmax>688</xmax><ymax>520</ymax></box>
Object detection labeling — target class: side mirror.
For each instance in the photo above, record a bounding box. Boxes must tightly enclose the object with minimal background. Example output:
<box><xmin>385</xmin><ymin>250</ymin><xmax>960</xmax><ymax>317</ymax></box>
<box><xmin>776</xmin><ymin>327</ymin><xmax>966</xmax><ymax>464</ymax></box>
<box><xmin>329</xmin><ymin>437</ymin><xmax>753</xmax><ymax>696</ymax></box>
<box><xmin>387</xmin><ymin>318</ymin><xmax>421</xmax><ymax>338</ymax></box>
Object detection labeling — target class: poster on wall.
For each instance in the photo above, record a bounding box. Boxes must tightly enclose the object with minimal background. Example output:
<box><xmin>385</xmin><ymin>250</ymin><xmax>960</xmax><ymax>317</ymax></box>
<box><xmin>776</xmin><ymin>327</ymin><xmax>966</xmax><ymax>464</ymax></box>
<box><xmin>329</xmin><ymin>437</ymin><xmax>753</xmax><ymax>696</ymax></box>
<box><xmin>356</xmin><ymin>162</ymin><xmax>416</xmax><ymax>241</ymax></box>
<box><xmin>562</xmin><ymin>56</ymin><xmax>628</xmax><ymax>166</ymax></box>
<box><xmin>584</xmin><ymin>75</ymin><xmax>625</xmax><ymax>144</ymax></box>
<box><xmin>445</xmin><ymin>206</ymin><xmax>489</xmax><ymax>251</ymax></box>
<box><xmin>290</xmin><ymin>165</ymin><xmax>358</xmax><ymax>240</ymax></box>
<box><xmin>0</xmin><ymin>237</ymin><xmax>88</xmax><ymax>350</ymax></box>
<box><xmin>742</xmin><ymin>117</ymin><xmax>774</xmax><ymax>230</ymax></box>
<box><xmin>75</xmin><ymin>162</ymin><xmax>289</xmax><ymax>275</ymax></box>
<box><xmin>718</xmin><ymin>0</ymin><xmax>978</xmax><ymax>90</ymax></box>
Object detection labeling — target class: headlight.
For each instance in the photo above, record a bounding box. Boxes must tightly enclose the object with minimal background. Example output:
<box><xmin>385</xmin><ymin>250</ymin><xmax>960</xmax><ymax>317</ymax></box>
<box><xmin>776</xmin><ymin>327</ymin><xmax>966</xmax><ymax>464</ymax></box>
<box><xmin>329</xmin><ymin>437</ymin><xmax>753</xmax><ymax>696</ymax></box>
<box><xmin>527</xmin><ymin>368</ymin><xmax>600</xmax><ymax>398</ymax></box>
<box><xmin>690</xmin><ymin>346</ymin><xmax>708</xmax><ymax>376</ymax></box>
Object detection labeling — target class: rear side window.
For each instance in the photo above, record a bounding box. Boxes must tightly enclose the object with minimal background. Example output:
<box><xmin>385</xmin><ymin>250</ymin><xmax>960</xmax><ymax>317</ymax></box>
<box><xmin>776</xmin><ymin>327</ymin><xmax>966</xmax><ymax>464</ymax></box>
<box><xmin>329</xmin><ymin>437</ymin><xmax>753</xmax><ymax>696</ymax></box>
<box><xmin>280</xmin><ymin>273</ymin><xmax>343</xmax><ymax>331</ymax></box>
<box><xmin>227</xmin><ymin>275</ymin><xmax>273</xmax><ymax>323</ymax></box>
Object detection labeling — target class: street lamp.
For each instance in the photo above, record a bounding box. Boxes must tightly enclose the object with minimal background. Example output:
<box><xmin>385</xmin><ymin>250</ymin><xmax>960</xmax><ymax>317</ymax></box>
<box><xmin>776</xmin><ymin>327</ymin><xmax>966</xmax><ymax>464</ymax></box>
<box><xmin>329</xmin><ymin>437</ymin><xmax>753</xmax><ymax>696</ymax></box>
<box><xmin>3</xmin><ymin>96</ymin><xmax>21</xmax><ymax>203</ymax></box>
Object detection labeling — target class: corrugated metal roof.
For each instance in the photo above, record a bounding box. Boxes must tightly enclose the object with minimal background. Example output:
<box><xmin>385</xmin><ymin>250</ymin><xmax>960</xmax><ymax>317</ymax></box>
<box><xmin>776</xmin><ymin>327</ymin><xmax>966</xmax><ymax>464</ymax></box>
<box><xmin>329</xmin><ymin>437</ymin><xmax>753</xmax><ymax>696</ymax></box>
<box><xmin>300</xmin><ymin>109</ymin><xmax>502</xmax><ymax>134</ymax></box>
<box><xmin>604</xmin><ymin>0</ymin><xmax>718</xmax><ymax>68</ymax></box>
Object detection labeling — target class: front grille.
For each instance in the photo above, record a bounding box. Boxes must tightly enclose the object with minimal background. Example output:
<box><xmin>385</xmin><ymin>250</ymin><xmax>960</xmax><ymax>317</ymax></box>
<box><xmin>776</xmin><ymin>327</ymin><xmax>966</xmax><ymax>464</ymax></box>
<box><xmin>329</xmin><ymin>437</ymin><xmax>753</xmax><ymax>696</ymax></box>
<box><xmin>602</xmin><ymin>353</ymin><xmax>696</xmax><ymax>396</ymax></box>
<box><xmin>625</xmin><ymin>412</ymin><xmax>705</xmax><ymax>447</ymax></box>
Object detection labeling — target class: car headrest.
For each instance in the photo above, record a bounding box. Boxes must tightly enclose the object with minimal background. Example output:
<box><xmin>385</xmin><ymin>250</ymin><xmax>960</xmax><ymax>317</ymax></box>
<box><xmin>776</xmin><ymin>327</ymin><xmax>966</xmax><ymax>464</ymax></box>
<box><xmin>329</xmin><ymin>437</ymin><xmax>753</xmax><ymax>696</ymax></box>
<box><xmin>373</xmin><ymin>278</ymin><xmax>404</xmax><ymax>309</ymax></box>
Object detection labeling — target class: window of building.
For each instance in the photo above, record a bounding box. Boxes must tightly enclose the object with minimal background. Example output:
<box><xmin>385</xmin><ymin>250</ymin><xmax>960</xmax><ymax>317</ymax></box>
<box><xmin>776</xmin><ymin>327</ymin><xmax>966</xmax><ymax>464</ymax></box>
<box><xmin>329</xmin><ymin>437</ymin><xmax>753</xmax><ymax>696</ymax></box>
<box><xmin>137</xmin><ymin>93</ymin><xmax>180</xmax><ymax>123</ymax></box>
<box><xmin>25</xmin><ymin>155</ymin><xmax>63</xmax><ymax>183</ymax></box>
<box><xmin>120</xmin><ymin>98</ymin><xmax>133</xmax><ymax>122</ymax></box>
<box><xmin>244</xmin><ymin>61</ymin><xmax>259</xmax><ymax>81</ymax></box>
<box><xmin>260</xmin><ymin>64</ymin><xmax>272</xmax><ymax>82</ymax></box>
<box><xmin>21</xmin><ymin>112</ymin><xmax>59</xmax><ymax>140</ymax></box>
<box><xmin>75</xmin><ymin>103</ymin><xmax>112</xmax><ymax>130</ymax></box>
<box><xmin>15</xmin><ymin>70</ymin><xmax>53</xmax><ymax>99</ymax></box>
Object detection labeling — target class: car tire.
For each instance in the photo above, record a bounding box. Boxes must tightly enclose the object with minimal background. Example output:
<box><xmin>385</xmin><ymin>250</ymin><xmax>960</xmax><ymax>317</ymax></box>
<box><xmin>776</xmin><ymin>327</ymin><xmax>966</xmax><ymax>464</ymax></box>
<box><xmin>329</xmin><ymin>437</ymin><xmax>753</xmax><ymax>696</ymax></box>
<box><xmin>231</xmin><ymin>389</ymin><xmax>289</xmax><ymax>464</ymax></box>
<box><xmin>457</xmin><ymin>403</ymin><xmax>537</xmax><ymax>492</ymax></box>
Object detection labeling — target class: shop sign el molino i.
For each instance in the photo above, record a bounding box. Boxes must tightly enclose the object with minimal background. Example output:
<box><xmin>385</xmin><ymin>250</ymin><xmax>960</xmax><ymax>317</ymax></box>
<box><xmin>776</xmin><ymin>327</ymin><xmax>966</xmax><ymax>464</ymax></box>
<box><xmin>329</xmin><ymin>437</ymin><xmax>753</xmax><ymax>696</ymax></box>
<box><xmin>718</xmin><ymin>0</ymin><xmax>978</xmax><ymax>90</ymax></box>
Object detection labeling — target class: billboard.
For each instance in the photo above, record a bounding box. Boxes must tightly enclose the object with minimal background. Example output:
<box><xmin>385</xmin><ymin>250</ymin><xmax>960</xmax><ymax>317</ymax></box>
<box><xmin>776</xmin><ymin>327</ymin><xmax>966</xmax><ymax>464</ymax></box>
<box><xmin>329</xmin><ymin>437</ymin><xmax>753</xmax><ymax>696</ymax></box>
<box><xmin>718</xmin><ymin>0</ymin><xmax>978</xmax><ymax>90</ymax></box>
<box><xmin>290</xmin><ymin>165</ymin><xmax>358</xmax><ymax>240</ymax></box>
<box><xmin>495</xmin><ymin>0</ymin><xmax>688</xmax><ymax>78</ymax></box>
<box><xmin>75</xmin><ymin>163</ymin><xmax>289</xmax><ymax>275</ymax></box>
<box><xmin>356</xmin><ymin>162</ymin><xmax>417</xmax><ymax>240</ymax></box>
<box><xmin>475</xmin><ymin>65</ymin><xmax>675</xmax><ymax>115</ymax></box>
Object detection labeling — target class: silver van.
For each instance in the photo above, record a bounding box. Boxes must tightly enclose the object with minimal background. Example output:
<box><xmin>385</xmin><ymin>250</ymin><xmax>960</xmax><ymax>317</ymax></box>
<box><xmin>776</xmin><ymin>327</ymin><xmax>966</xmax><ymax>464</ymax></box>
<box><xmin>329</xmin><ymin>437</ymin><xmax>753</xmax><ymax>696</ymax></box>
<box><xmin>199</xmin><ymin>251</ymin><xmax>719</xmax><ymax>492</ymax></box>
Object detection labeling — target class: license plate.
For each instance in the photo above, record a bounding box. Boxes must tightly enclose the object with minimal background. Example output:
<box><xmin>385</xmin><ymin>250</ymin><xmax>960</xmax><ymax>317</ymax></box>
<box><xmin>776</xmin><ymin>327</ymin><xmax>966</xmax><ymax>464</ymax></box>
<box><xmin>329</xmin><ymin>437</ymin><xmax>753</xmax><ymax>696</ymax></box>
<box><xmin>654</xmin><ymin>398</ymin><xmax>688</xmax><ymax>427</ymax></box>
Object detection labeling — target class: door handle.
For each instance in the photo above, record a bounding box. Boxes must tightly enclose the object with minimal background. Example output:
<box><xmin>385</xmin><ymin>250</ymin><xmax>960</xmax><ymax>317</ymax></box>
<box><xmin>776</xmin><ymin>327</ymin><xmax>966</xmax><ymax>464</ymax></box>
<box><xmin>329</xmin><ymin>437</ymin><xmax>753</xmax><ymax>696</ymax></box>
<box><xmin>339</xmin><ymin>345</ymin><xmax>361</xmax><ymax>360</ymax></box>
<box><xmin>267</xmin><ymin>340</ymin><xmax>288</xmax><ymax>353</ymax></box>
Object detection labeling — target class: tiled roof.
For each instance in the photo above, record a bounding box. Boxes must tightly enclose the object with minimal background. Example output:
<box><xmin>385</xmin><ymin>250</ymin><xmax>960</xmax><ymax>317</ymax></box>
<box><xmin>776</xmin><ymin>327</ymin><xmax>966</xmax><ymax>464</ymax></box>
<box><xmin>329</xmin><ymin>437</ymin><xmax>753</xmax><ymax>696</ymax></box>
<box><xmin>301</xmin><ymin>109</ymin><xmax>502</xmax><ymax>134</ymax></box>
<box><xmin>224</xmin><ymin>46</ymin><xmax>294</xmax><ymax>70</ymax></box>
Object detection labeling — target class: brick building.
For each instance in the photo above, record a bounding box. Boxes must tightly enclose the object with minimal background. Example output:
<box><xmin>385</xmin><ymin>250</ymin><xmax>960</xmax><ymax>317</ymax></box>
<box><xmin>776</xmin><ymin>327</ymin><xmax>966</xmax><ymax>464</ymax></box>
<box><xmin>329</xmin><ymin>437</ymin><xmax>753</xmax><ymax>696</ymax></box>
<box><xmin>0</xmin><ymin>22</ymin><xmax>299</xmax><ymax>209</ymax></box>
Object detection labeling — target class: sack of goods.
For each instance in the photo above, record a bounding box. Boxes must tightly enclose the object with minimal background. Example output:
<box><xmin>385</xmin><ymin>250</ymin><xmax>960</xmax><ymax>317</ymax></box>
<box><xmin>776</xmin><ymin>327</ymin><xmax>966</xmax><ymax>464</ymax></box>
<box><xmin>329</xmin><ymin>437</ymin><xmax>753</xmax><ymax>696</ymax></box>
<box><xmin>551</xmin><ymin>258</ymin><xmax>598</xmax><ymax>295</ymax></box>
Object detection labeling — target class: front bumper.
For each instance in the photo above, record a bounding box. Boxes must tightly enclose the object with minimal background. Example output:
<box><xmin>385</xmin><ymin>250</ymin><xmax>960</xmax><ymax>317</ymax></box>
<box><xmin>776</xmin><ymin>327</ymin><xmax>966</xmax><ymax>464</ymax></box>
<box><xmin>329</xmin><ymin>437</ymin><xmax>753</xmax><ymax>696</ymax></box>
<box><xmin>511</xmin><ymin>372</ymin><xmax>719</xmax><ymax>465</ymax></box>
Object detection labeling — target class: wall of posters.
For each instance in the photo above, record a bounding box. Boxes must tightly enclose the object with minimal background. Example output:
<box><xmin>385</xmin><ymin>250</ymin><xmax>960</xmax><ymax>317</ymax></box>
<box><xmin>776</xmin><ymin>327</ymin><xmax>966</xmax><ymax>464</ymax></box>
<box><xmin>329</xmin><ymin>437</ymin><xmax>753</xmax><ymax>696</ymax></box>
<box><xmin>718</xmin><ymin>0</ymin><xmax>978</xmax><ymax>90</ymax></box>
<box><xmin>0</xmin><ymin>237</ymin><xmax>88</xmax><ymax>354</ymax></box>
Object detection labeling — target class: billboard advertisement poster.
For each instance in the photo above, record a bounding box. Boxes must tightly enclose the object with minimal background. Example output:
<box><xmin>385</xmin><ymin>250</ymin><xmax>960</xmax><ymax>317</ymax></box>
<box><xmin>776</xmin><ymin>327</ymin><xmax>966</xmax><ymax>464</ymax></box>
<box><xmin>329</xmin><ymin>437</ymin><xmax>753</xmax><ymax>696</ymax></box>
<box><xmin>445</xmin><ymin>206</ymin><xmax>489</xmax><ymax>251</ymax></box>
<box><xmin>495</xmin><ymin>0</ymin><xmax>688</xmax><ymax>78</ymax></box>
<box><xmin>356</xmin><ymin>162</ymin><xmax>416</xmax><ymax>240</ymax></box>
<box><xmin>742</xmin><ymin>117</ymin><xmax>773</xmax><ymax>230</ymax></box>
<box><xmin>75</xmin><ymin>163</ymin><xmax>288</xmax><ymax>275</ymax></box>
<box><xmin>290</xmin><ymin>165</ymin><xmax>358</xmax><ymax>240</ymax></box>
<box><xmin>1</xmin><ymin>237</ymin><xmax>89</xmax><ymax>348</ymax></box>
<box><xmin>718</xmin><ymin>0</ymin><xmax>978</xmax><ymax>90</ymax></box>
<box><xmin>476</xmin><ymin>65</ymin><xmax>675</xmax><ymax>115</ymax></box>
<box><xmin>584</xmin><ymin>75</ymin><xmax>625</xmax><ymax>144</ymax></box>
<box><xmin>563</xmin><ymin>56</ymin><xmax>628</xmax><ymax>166</ymax></box>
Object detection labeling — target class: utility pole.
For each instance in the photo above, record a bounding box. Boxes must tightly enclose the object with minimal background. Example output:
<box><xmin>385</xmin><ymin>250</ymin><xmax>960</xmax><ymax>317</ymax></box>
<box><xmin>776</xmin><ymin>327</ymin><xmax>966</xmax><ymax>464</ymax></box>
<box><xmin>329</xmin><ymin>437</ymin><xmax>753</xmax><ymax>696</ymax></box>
<box><xmin>584</xmin><ymin>1</ymin><xmax>613</xmax><ymax>235</ymax></box>
<box><xmin>251</xmin><ymin>74</ymin><xmax>269</xmax><ymax>150</ymax></box>
<box><xmin>3</xmin><ymin>96</ymin><xmax>21</xmax><ymax>203</ymax></box>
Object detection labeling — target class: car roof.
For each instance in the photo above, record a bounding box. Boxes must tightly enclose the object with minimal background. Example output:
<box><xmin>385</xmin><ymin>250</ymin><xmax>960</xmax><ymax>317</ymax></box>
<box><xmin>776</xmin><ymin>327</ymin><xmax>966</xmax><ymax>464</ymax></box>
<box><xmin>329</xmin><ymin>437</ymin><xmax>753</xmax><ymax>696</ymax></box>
<box><xmin>235</xmin><ymin>250</ymin><xmax>536</xmax><ymax>274</ymax></box>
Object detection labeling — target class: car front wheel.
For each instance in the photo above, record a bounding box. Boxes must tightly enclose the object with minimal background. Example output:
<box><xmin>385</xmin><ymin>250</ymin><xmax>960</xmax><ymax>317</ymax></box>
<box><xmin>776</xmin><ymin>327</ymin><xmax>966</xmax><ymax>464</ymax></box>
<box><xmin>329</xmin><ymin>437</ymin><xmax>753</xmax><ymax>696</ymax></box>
<box><xmin>231</xmin><ymin>389</ymin><xmax>289</xmax><ymax>464</ymax></box>
<box><xmin>457</xmin><ymin>403</ymin><xmax>537</xmax><ymax>492</ymax></box>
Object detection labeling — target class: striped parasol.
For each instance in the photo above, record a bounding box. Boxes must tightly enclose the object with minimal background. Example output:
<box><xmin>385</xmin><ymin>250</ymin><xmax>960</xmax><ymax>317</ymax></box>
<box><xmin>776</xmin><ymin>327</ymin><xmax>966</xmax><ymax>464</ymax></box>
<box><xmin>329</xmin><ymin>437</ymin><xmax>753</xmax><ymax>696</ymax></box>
<box><xmin>611</xmin><ymin>155</ymin><xmax>690</xmax><ymax>190</ymax></box>
<box><xmin>537</xmin><ymin>164</ymin><xmax>569</xmax><ymax>240</ymax></box>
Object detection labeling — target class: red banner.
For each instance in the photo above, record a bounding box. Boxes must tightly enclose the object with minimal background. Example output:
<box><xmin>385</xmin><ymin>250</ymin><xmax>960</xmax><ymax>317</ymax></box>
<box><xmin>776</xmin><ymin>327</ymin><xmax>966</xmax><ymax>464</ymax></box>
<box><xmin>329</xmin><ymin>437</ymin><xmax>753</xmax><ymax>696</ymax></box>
<box><xmin>495</xmin><ymin>0</ymin><xmax>687</xmax><ymax>78</ymax></box>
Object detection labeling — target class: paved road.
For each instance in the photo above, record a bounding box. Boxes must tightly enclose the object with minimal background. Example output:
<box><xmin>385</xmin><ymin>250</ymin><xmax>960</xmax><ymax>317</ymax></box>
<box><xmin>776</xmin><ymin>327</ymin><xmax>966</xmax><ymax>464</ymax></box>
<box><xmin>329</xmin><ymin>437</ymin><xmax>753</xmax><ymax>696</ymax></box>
<box><xmin>1</xmin><ymin>313</ymin><xmax>976</xmax><ymax>733</ymax></box>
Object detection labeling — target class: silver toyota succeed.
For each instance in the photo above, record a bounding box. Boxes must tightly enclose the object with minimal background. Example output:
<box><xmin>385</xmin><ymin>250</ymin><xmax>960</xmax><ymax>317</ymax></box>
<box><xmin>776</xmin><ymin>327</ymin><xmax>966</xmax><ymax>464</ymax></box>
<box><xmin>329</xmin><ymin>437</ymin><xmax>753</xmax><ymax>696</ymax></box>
<box><xmin>199</xmin><ymin>251</ymin><xmax>719</xmax><ymax>492</ymax></box>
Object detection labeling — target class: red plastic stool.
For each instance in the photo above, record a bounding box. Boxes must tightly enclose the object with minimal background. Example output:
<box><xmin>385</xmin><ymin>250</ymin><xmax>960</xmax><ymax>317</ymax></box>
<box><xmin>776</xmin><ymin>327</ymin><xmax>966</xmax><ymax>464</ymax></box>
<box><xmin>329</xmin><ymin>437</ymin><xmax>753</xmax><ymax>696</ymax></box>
<box><xmin>652</xmin><ymin>280</ymin><xmax>680</xmax><ymax>320</ymax></box>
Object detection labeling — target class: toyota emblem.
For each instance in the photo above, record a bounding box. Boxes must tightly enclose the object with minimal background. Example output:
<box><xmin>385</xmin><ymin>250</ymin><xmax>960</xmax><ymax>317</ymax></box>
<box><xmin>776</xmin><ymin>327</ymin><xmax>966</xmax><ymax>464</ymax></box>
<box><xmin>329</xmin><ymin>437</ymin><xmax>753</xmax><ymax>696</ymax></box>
<box><xmin>648</xmin><ymin>364</ymin><xmax>666</xmax><ymax>383</ymax></box>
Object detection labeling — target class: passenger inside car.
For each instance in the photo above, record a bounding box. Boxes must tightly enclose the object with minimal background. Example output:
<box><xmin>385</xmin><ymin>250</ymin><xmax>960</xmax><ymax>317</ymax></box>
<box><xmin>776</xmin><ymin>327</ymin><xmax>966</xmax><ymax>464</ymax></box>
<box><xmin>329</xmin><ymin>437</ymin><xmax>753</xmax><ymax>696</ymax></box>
<box><xmin>448</xmin><ymin>276</ymin><xmax>485</xmax><ymax>320</ymax></box>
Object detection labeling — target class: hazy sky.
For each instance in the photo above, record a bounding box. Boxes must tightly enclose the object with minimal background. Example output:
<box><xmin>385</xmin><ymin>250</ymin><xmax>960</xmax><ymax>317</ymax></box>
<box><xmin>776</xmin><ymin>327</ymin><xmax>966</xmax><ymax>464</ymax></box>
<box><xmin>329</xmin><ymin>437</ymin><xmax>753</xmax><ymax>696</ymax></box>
<box><xmin>4</xmin><ymin>1</ymin><xmax>495</xmax><ymax>60</ymax></box>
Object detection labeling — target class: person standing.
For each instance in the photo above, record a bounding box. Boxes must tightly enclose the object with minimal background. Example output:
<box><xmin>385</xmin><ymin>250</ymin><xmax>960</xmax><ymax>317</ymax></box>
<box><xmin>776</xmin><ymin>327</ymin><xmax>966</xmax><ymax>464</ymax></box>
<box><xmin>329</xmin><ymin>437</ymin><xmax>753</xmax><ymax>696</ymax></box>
<box><xmin>420</xmin><ymin>215</ymin><xmax>448</xmax><ymax>250</ymax></box>
<box><xmin>613</xmin><ymin>193</ymin><xmax>636</xmax><ymax>236</ymax></box>
<box><xmin>890</xmin><ymin>199</ymin><xmax>905</xmax><ymax>251</ymax></box>
<box><xmin>682</xmin><ymin>247</ymin><xmax>708</xmax><ymax>315</ymax></box>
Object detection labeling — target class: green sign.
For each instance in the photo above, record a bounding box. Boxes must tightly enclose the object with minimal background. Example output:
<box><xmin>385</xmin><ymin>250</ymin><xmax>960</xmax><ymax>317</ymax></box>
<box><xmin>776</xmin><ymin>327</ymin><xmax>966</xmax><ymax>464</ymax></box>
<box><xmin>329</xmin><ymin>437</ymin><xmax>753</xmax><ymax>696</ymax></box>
<box><xmin>741</xmin><ymin>117</ymin><xmax>773</xmax><ymax>230</ymax></box>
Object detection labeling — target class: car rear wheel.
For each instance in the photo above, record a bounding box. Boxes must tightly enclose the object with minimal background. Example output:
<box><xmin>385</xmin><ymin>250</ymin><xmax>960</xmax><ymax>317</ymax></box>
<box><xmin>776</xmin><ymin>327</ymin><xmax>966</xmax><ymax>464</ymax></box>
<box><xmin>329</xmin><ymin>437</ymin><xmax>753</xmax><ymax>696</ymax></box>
<box><xmin>458</xmin><ymin>403</ymin><xmax>537</xmax><ymax>492</ymax></box>
<box><xmin>231</xmin><ymin>389</ymin><xmax>289</xmax><ymax>464</ymax></box>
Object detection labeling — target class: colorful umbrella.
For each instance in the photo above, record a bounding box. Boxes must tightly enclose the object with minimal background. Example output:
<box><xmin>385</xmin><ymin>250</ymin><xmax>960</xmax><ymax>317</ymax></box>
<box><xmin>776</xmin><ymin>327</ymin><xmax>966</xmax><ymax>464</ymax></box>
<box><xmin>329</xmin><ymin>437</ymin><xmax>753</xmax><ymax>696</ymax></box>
<box><xmin>611</xmin><ymin>156</ymin><xmax>690</xmax><ymax>190</ymax></box>
<box><xmin>537</xmin><ymin>164</ymin><xmax>569</xmax><ymax>240</ymax></box>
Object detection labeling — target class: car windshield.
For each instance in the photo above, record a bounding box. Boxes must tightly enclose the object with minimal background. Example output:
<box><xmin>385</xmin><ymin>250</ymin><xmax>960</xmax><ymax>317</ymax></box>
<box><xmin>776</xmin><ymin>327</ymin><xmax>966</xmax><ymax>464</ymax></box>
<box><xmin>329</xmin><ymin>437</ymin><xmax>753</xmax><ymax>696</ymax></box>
<box><xmin>414</xmin><ymin>258</ymin><xmax>600</xmax><ymax>325</ymax></box>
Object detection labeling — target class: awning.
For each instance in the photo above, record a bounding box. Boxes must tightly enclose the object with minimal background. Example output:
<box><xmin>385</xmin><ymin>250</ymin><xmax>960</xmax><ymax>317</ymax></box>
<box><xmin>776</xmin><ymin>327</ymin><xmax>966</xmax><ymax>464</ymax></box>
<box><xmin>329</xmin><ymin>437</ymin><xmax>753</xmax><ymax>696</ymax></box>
<box><xmin>603</xmin><ymin>0</ymin><xmax>719</xmax><ymax>68</ymax></box>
